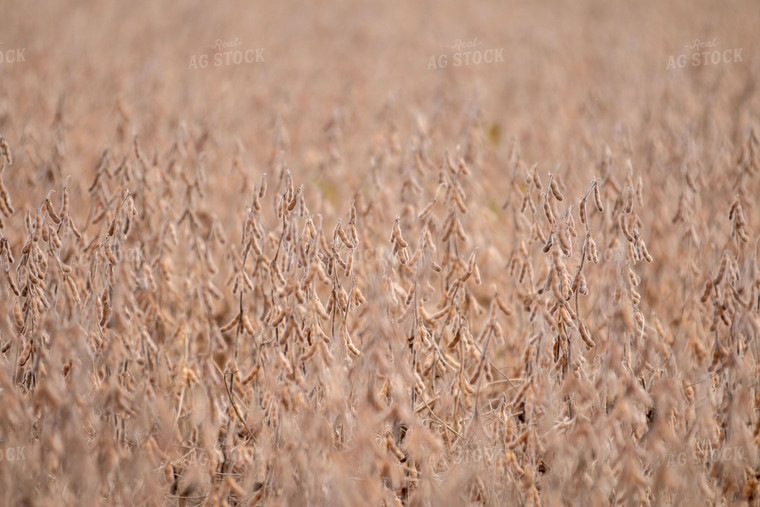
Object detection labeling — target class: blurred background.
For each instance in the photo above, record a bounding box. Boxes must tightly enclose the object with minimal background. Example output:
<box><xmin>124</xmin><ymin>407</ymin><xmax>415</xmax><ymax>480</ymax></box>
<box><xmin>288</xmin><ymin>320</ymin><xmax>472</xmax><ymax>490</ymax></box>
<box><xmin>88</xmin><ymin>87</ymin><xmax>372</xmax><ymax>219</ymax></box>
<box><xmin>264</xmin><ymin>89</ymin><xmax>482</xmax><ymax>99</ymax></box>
<box><xmin>1</xmin><ymin>0</ymin><xmax>757</xmax><ymax>182</ymax></box>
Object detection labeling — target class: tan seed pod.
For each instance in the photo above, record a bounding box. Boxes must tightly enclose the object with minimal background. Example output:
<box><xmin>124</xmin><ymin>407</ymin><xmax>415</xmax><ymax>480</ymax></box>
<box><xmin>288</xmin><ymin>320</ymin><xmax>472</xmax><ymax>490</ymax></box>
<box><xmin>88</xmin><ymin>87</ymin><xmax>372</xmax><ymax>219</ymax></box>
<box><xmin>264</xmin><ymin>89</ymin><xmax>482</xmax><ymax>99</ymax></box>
<box><xmin>508</xmin><ymin>429</ymin><xmax>529</xmax><ymax>450</ymax></box>
<box><xmin>271</xmin><ymin>259</ymin><xmax>286</xmax><ymax>286</ymax></box>
<box><xmin>345</xmin><ymin>331</ymin><xmax>361</xmax><ymax>356</ymax></box>
<box><xmin>453</xmin><ymin>190</ymin><xmax>468</xmax><ymax>214</ymax></box>
<box><xmin>714</xmin><ymin>253</ymin><xmax>729</xmax><ymax>285</ymax></box>
<box><xmin>0</xmin><ymin>186</ymin><xmax>13</xmax><ymax>217</ymax></box>
<box><xmin>718</xmin><ymin>306</ymin><xmax>731</xmax><ymax>326</ymax></box>
<box><xmin>423</xmin><ymin>227</ymin><xmax>435</xmax><ymax>252</ymax></box>
<box><xmin>454</xmin><ymin>219</ymin><xmax>468</xmax><ymax>242</ymax></box>
<box><xmin>520</xmin><ymin>192</ymin><xmax>530</xmax><ymax>214</ymax></box>
<box><xmin>624</xmin><ymin>186</ymin><xmax>633</xmax><ymax>213</ymax></box>
<box><xmin>619</xmin><ymin>214</ymin><xmax>633</xmax><ymax>242</ymax></box>
<box><xmin>220</xmin><ymin>313</ymin><xmax>240</xmax><ymax>333</ymax></box>
<box><xmin>593</xmin><ymin>181</ymin><xmax>604</xmax><ymax>212</ymax></box>
<box><xmin>552</xmin><ymin>247</ymin><xmax>565</xmax><ymax>273</ymax></box>
<box><xmin>336</xmin><ymin>222</ymin><xmax>354</xmax><ymax>248</ymax></box>
<box><xmin>13</xmin><ymin>299</ymin><xmax>24</xmax><ymax>328</ymax></box>
<box><xmin>628</xmin><ymin>241</ymin><xmax>638</xmax><ymax>262</ymax></box>
<box><xmin>587</xmin><ymin>237</ymin><xmax>599</xmax><ymax>263</ymax></box>
<box><xmin>628</xmin><ymin>267</ymin><xmax>640</xmax><ymax>286</ymax></box>
<box><xmin>552</xmin><ymin>273</ymin><xmax>564</xmax><ymax>303</ymax></box>
<box><xmin>249</xmin><ymin>235</ymin><xmax>262</xmax><ymax>256</ymax></box>
<box><xmin>460</xmin><ymin>374</ymin><xmax>476</xmax><ymax>394</ymax></box>
<box><xmin>107</xmin><ymin>213</ymin><xmax>121</xmax><ymax>237</ymax></box>
<box><xmin>50</xmin><ymin>227</ymin><xmax>61</xmax><ymax>249</ymax></box>
<box><xmin>445</xmin><ymin>150</ymin><xmax>457</xmax><ymax>173</ymax></box>
<box><xmin>353</xmin><ymin>286</ymin><xmax>366</xmax><ymax>305</ymax></box>
<box><xmin>542</xmin><ymin>232</ymin><xmax>553</xmax><ymax>253</ymax></box>
<box><xmin>737</xmin><ymin>224</ymin><xmax>749</xmax><ymax>242</ymax></box>
<box><xmin>531</xmin><ymin>166</ymin><xmax>542</xmax><ymax>189</ymax></box>
<box><xmin>104</xmin><ymin>242</ymin><xmax>117</xmax><ymax>264</ymax></box>
<box><xmin>33</xmin><ymin>212</ymin><xmax>43</xmax><ymax>242</ymax></box>
<box><xmin>729</xmin><ymin>197</ymin><xmax>739</xmax><ymax>220</ymax></box>
<box><xmin>258</xmin><ymin>175</ymin><xmax>268</xmax><ymax>199</ymax></box>
<box><xmin>440</xmin><ymin>222</ymin><xmax>455</xmax><ymax>246</ymax></box>
<box><xmin>268</xmin><ymin>400</ymin><xmax>279</xmax><ymax>427</ymax></box>
<box><xmin>565</xmin><ymin>303</ymin><xmax>577</xmax><ymax>321</ymax></box>
<box><xmin>242</xmin><ymin>313</ymin><xmax>256</xmax><ymax>335</ymax></box>
<box><xmin>300</xmin><ymin>339</ymin><xmax>321</xmax><ymax>361</ymax></box>
<box><xmin>458</xmin><ymin>157</ymin><xmax>470</xmax><ymax>175</ymax></box>
<box><xmin>252</xmin><ymin>192</ymin><xmax>262</xmax><ymax>212</ymax></box>
<box><xmin>181</xmin><ymin>366</ymin><xmax>198</xmax><ymax>386</ymax></box>
<box><xmin>446</xmin><ymin>326</ymin><xmax>461</xmax><ymax>349</ymax></box>
<box><xmin>100</xmin><ymin>300</ymin><xmax>111</xmax><ymax>327</ymax></box>
<box><xmin>507</xmin><ymin>451</ymin><xmax>524</xmax><ymax>475</ymax></box>
<box><xmin>0</xmin><ymin>136</ymin><xmax>11</xmax><ymax>165</ymax></box>
<box><xmin>398</xmin><ymin>247</ymin><xmax>410</xmax><ymax>264</ymax></box>
<box><xmin>348</xmin><ymin>199</ymin><xmax>357</xmax><ymax>224</ymax></box>
<box><xmin>385</xmin><ymin>434</ymin><xmax>406</xmax><ymax>461</ymax></box>
<box><xmin>269</xmin><ymin>307</ymin><xmax>286</xmax><ymax>327</ymax></box>
<box><xmin>579</xmin><ymin>321</ymin><xmax>595</xmax><ymax>347</ymax></box>
<box><xmin>508</xmin><ymin>255</ymin><xmax>520</xmax><ymax>277</ymax></box>
<box><xmin>391</xmin><ymin>218</ymin><xmax>408</xmax><ymax>248</ymax></box>
<box><xmin>431</xmin><ymin>304</ymin><xmax>451</xmax><ymax>321</ymax></box>
<box><xmin>344</xmin><ymin>251</ymin><xmax>354</xmax><ymax>276</ymax></box>
<box><xmin>579</xmin><ymin>198</ymin><xmax>587</xmax><ymax>224</ymax></box>
<box><xmin>533</xmin><ymin>222</ymin><xmax>547</xmax><ymax>243</ymax></box>
<box><xmin>543</xmin><ymin>195</ymin><xmax>556</xmax><ymax>225</ymax></box>
<box><xmin>549</xmin><ymin>176</ymin><xmax>564</xmax><ymax>201</ymax></box>
<box><xmin>519</xmin><ymin>240</ymin><xmax>528</xmax><ymax>257</ymax></box>
<box><xmin>634</xmin><ymin>310</ymin><xmax>644</xmax><ymax>330</ymax></box>
<box><xmin>417</xmin><ymin>199</ymin><xmax>436</xmax><ymax>221</ymax></box>
<box><xmin>566</xmin><ymin>213</ymin><xmax>576</xmax><ymax>240</ymax></box>
<box><xmin>277</xmin><ymin>350</ymin><xmax>293</xmax><ymax>375</ymax></box>
<box><xmin>6</xmin><ymin>271</ymin><xmax>19</xmax><ymax>296</ymax></box>
<box><xmin>404</xmin><ymin>283</ymin><xmax>416</xmax><ymax>307</ymax></box>
<box><xmin>163</xmin><ymin>463</ymin><xmax>174</xmax><ymax>484</ymax></box>
<box><xmin>518</xmin><ymin>261</ymin><xmax>528</xmax><ymax>284</ymax></box>
<box><xmin>578</xmin><ymin>272</ymin><xmax>588</xmax><ymax>295</ymax></box>
<box><xmin>641</xmin><ymin>240</ymin><xmax>654</xmax><ymax>262</ymax></box>
<box><xmin>44</xmin><ymin>199</ymin><xmax>61</xmax><ymax>224</ymax></box>
<box><xmin>558</xmin><ymin>226</ymin><xmax>572</xmax><ymax>256</ymax></box>
<box><xmin>287</xmin><ymin>185</ymin><xmax>301</xmax><ymax>212</ymax></box>
<box><xmin>18</xmin><ymin>341</ymin><xmax>32</xmax><ymax>366</ymax></box>
<box><xmin>526</xmin><ymin>196</ymin><xmax>537</xmax><ymax>215</ymax></box>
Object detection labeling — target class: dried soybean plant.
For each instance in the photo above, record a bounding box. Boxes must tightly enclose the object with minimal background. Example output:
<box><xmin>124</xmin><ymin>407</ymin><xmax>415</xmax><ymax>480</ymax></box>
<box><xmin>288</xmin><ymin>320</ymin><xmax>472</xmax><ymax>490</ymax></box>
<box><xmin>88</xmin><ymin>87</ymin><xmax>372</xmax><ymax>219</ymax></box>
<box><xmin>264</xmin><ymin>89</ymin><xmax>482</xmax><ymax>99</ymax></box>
<box><xmin>1</xmin><ymin>49</ymin><xmax>760</xmax><ymax>507</ymax></box>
